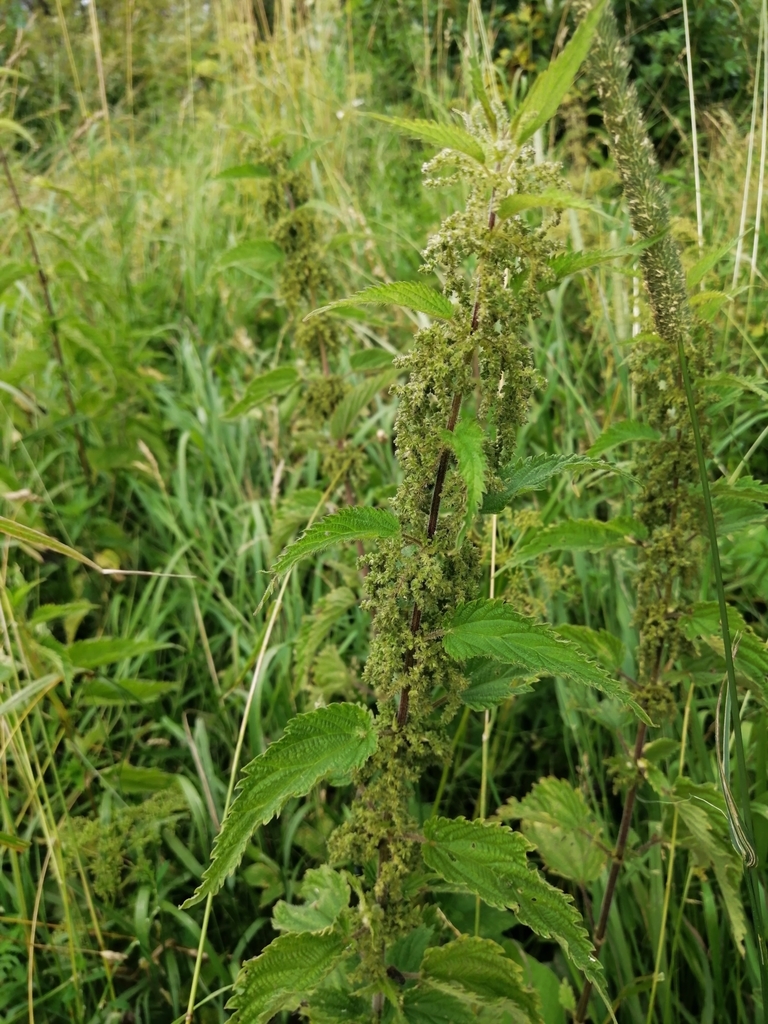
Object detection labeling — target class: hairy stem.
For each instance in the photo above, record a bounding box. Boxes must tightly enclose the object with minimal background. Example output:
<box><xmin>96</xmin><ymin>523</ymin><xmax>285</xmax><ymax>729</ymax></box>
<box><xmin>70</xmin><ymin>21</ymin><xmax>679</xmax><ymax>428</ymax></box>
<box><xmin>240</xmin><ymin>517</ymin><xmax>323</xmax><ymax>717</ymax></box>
<box><xmin>575</xmin><ymin>722</ymin><xmax>647</xmax><ymax>1021</ymax></box>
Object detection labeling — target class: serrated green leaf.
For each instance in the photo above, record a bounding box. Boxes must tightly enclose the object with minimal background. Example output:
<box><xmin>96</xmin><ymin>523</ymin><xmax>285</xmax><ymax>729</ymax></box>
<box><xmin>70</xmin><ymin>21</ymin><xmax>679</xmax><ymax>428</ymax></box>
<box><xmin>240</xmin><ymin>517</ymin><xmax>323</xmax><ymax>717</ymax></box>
<box><xmin>422</xmin><ymin>937</ymin><xmax>544</xmax><ymax>1023</ymax></box>
<box><xmin>498</xmin><ymin>777</ymin><xmax>608</xmax><ymax>885</ymax></box>
<box><xmin>273</xmin><ymin>507</ymin><xmax>400</xmax><ymax>576</ymax></box>
<box><xmin>442</xmin><ymin>416</ymin><xmax>487</xmax><ymax>540</ymax></box>
<box><xmin>307</xmin><ymin>281</ymin><xmax>455</xmax><ymax>322</ymax></box>
<box><xmin>228</xmin><ymin>930</ymin><xmax>349</xmax><ymax>1024</ymax></box>
<box><xmin>295</xmin><ymin>587</ymin><xmax>356</xmax><ymax>689</ymax></box>
<box><xmin>184</xmin><ymin>703</ymin><xmax>376</xmax><ymax>906</ymax></box>
<box><xmin>422</xmin><ymin>816</ymin><xmax>603</xmax><ymax>987</ymax></box>
<box><xmin>460</xmin><ymin>659</ymin><xmax>534</xmax><ymax>710</ymax></box>
<box><xmin>349</xmin><ymin>349</ymin><xmax>395</xmax><ymax>372</ymax></box>
<box><xmin>215</xmin><ymin>163</ymin><xmax>271</xmax><ymax>180</ymax></box>
<box><xmin>682</xmin><ymin>602</ymin><xmax>768</xmax><ymax>701</ymax></box>
<box><xmin>0</xmin><ymin>260</ymin><xmax>35</xmax><ymax>298</ymax></box>
<box><xmin>481</xmin><ymin>454</ymin><xmax>607</xmax><ymax>514</ymax></box>
<box><xmin>468</xmin><ymin>53</ymin><xmax>498</xmax><ymax>133</ymax></box>
<box><xmin>555</xmin><ymin>625</ymin><xmax>625</xmax><ymax>672</ymax></box>
<box><xmin>443</xmin><ymin>600</ymin><xmax>649</xmax><ymax>721</ymax></box>
<box><xmin>546</xmin><ymin>235</ymin><xmax>661</xmax><ymax>285</ymax></box>
<box><xmin>223</xmin><ymin>367</ymin><xmax>299</xmax><ymax>419</ymax></box>
<box><xmin>367</xmin><ymin>113</ymin><xmax>485</xmax><ymax>164</ymax></box>
<box><xmin>29</xmin><ymin>600</ymin><xmax>96</xmax><ymax>626</ymax></box>
<box><xmin>497</xmin><ymin>190</ymin><xmax>601</xmax><ymax>219</ymax></box>
<box><xmin>511</xmin><ymin>517</ymin><xmax>642</xmax><ymax>566</ymax></box>
<box><xmin>587</xmin><ymin>420</ymin><xmax>661</xmax><ymax>457</ymax></box>
<box><xmin>511</xmin><ymin>0</ymin><xmax>609</xmax><ymax>143</ymax></box>
<box><xmin>272</xmin><ymin>865</ymin><xmax>350</xmax><ymax>933</ymax></box>
<box><xmin>711</xmin><ymin>476</ymin><xmax>768</xmax><ymax>532</ymax></box>
<box><xmin>304</xmin><ymin>987</ymin><xmax>369</xmax><ymax>1023</ymax></box>
<box><xmin>703</xmin><ymin>372</ymin><xmax>768</xmax><ymax>401</ymax></box>
<box><xmin>329</xmin><ymin>369</ymin><xmax>398</xmax><ymax>440</ymax></box>
<box><xmin>671</xmin><ymin>778</ymin><xmax>746</xmax><ymax>954</ymax></box>
<box><xmin>215</xmin><ymin>239</ymin><xmax>284</xmax><ymax>271</ymax></box>
<box><xmin>689</xmin><ymin>290</ymin><xmax>729</xmax><ymax>321</ymax></box>
<box><xmin>66</xmin><ymin>638</ymin><xmax>168</xmax><ymax>670</ymax></box>
<box><xmin>403</xmin><ymin>985</ymin><xmax>476</xmax><ymax>1023</ymax></box>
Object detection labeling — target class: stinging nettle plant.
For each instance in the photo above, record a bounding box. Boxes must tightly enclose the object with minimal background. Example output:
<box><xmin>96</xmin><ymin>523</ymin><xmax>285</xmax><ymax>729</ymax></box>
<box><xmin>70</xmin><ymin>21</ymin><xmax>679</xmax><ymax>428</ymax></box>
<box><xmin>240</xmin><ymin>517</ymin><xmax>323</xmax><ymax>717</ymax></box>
<box><xmin>183</xmin><ymin>5</ymin><xmax>653</xmax><ymax>1020</ymax></box>
<box><xmin>567</xmin><ymin>1</ymin><xmax>768</xmax><ymax>1020</ymax></box>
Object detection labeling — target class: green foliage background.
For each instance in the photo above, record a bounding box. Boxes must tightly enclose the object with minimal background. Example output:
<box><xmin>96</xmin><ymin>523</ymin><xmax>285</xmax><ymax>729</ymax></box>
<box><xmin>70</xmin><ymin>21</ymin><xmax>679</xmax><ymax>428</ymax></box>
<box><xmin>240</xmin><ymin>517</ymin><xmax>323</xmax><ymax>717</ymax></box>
<box><xmin>0</xmin><ymin>1</ymin><xmax>767</xmax><ymax>1022</ymax></box>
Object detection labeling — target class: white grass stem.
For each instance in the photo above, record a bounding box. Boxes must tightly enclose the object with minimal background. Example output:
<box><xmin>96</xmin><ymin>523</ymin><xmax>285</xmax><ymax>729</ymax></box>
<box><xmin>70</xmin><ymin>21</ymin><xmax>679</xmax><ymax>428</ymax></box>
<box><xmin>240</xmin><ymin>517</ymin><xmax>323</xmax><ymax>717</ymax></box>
<box><xmin>732</xmin><ymin>13</ymin><xmax>763</xmax><ymax>290</ymax></box>
<box><xmin>682</xmin><ymin>0</ymin><xmax>703</xmax><ymax>255</ymax></box>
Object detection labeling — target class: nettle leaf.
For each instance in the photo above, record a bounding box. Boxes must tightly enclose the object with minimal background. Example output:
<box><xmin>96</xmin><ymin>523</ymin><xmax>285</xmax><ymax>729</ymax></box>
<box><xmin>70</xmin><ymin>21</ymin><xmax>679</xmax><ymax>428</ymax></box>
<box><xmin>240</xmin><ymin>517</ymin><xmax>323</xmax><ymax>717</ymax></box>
<box><xmin>444</xmin><ymin>599</ymin><xmax>649</xmax><ymax>721</ymax></box>
<box><xmin>704</xmin><ymin>372</ymin><xmax>768</xmax><ymax>402</ymax></box>
<box><xmin>273</xmin><ymin>507</ymin><xmax>400</xmax><ymax>576</ymax></box>
<box><xmin>228</xmin><ymin>930</ymin><xmax>349</xmax><ymax>1024</ymax></box>
<box><xmin>329</xmin><ymin>369</ymin><xmax>399</xmax><ymax>440</ymax></box>
<box><xmin>442</xmin><ymin>417</ymin><xmax>488</xmax><ymax>540</ymax></box>
<box><xmin>510</xmin><ymin>517</ymin><xmax>642</xmax><ymax>566</ymax></box>
<box><xmin>461</xmin><ymin>659</ymin><xmax>534</xmax><ymax>711</ymax></box>
<box><xmin>215</xmin><ymin>239</ymin><xmax>284</xmax><ymax>271</ymax></box>
<box><xmin>367</xmin><ymin>113</ymin><xmax>486</xmax><ymax>164</ymax></box>
<box><xmin>711</xmin><ymin>476</ymin><xmax>768</xmax><ymax>533</ymax></box>
<box><xmin>689</xmin><ymin>290</ymin><xmax>730</xmax><ymax>321</ymax></box>
<box><xmin>224</xmin><ymin>367</ymin><xmax>299</xmax><ymax>419</ymax></box>
<box><xmin>481</xmin><ymin>454</ymin><xmax>607</xmax><ymax>514</ymax></box>
<box><xmin>421</xmin><ymin>937</ymin><xmax>544</xmax><ymax>1023</ymax></box>
<box><xmin>403</xmin><ymin>986</ymin><xmax>475</xmax><ymax>1024</ymax></box>
<box><xmin>497</xmin><ymin>189</ymin><xmax>601</xmax><ymax>219</ymax></box>
<box><xmin>511</xmin><ymin>0</ymin><xmax>609</xmax><ymax>143</ymax></box>
<box><xmin>307</xmin><ymin>281</ymin><xmax>454</xmax><ymax>322</ymax></box>
<box><xmin>671</xmin><ymin>779</ymin><xmax>746</xmax><ymax>954</ymax></box>
<box><xmin>498</xmin><ymin>777</ymin><xmax>609</xmax><ymax>885</ymax></box>
<box><xmin>349</xmin><ymin>349</ymin><xmax>394</xmax><ymax>372</ymax></box>
<box><xmin>682</xmin><ymin>602</ymin><xmax>768</xmax><ymax>700</ymax></box>
<box><xmin>183</xmin><ymin>703</ymin><xmax>376</xmax><ymax>907</ymax></box>
<box><xmin>215</xmin><ymin>163</ymin><xmax>271</xmax><ymax>180</ymax></box>
<box><xmin>422</xmin><ymin>817</ymin><xmax>603</xmax><ymax>988</ymax></box>
<box><xmin>588</xmin><ymin>420</ymin><xmax>661</xmax><ymax>457</ymax></box>
<box><xmin>546</xmin><ymin>235</ymin><xmax>660</xmax><ymax>285</ymax></box>
<box><xmin>272</xmin><ymin>865</ymin><xmax>350</xmax><ymax>934</ymax></box>
<box><xmin>555</xmin><ymin>625</ymin><xmax>626</xmax><ymax>673</ymax></box>
<box><xmin>295</xmin><ymin>587</ymin><xmax>356</xmax><ymax>689</ymax></box>
<box><xmin>304</xmin><ymin>988</ymin><xmax>369</xmax><ymax>1024</ymax></box>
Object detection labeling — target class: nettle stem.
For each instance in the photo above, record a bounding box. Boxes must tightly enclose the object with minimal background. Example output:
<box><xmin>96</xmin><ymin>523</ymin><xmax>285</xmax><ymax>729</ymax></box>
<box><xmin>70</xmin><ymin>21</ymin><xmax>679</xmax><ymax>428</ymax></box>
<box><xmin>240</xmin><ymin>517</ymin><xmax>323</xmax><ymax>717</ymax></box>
<box><xmin>397</xmin><ymin>202</ymin><xmax>497</xmax><ymax>729</ymax></box>
<box><xmin>575</xmin><ymin>723</ymin><xmax>647</xmax><ymax>1021</ymax></box>
<box><xmin>398</xmin><ymin>390</ymin><xmax>463</xmax><ymax>728</ymax></box>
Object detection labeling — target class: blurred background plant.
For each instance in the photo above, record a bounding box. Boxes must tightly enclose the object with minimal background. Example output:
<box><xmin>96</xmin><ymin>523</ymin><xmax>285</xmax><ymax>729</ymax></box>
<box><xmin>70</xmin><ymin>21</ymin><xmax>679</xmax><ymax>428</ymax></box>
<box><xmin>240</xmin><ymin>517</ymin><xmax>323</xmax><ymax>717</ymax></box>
<box><xmin>0</xmin><ymin>0</ymin><xmax>767</xmax><ymax>1022</ymax></box>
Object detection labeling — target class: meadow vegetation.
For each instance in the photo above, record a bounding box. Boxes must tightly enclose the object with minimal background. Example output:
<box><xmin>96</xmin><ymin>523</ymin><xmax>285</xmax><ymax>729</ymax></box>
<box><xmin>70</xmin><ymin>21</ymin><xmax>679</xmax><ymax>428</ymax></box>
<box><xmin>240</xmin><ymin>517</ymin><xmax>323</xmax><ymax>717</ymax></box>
<box><xmin>1</xmin><ymin>1</ymin><xmax>767</xmax><ymax>1022</ymax></box>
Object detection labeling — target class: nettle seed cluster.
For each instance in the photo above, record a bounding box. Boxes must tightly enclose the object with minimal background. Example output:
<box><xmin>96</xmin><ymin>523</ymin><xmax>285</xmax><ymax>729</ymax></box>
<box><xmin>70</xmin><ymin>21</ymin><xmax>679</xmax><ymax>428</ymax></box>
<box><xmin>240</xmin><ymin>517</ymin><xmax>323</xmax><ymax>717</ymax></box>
<box><xmin>328</xmin><ymin>107</ymin><xmax>565</xmax><ymax>958</ymax></box>
<box><xmin>577</xmin><ymin>2</ymin><xmax>713</xmax><ymax>711</ymax></box>
<box><xmin>258</xmin><ymin>143</ymin><xmax>361</xmax><ymax>482</ymax></box>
